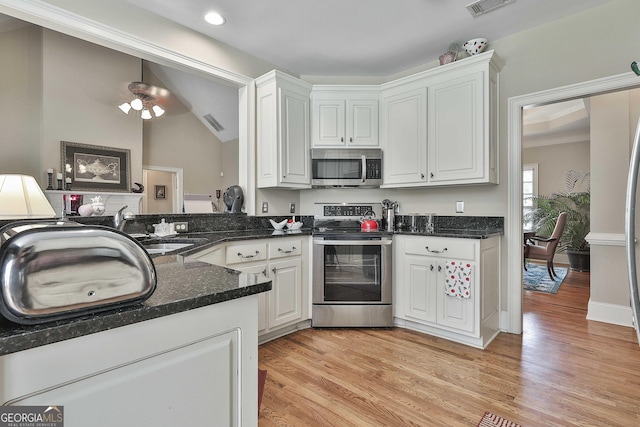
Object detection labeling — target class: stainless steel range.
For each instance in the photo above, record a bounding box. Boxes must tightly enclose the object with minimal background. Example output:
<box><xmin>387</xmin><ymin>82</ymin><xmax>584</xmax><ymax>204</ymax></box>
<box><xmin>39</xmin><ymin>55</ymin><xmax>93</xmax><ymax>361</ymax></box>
<box><xmin>312</xmin><ymin>203</ymin><xmax>393</xmax><ymax>327</ymax></box>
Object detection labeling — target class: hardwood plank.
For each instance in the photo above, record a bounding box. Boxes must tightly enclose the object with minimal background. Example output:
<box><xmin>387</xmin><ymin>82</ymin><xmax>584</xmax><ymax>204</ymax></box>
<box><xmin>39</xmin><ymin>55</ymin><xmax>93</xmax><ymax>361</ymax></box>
<box><xmin>259</xmin><ymin>269</ymin><xmax>640</xmax><ymax>426</ymax></box>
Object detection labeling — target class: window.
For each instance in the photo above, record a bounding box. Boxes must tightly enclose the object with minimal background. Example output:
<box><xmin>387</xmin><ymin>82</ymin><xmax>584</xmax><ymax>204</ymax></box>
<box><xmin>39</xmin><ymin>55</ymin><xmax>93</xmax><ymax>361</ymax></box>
<box><xmin>523</xmin><ymin>164</ymin><xmax>538</xmax><ymax>230</ymax></box>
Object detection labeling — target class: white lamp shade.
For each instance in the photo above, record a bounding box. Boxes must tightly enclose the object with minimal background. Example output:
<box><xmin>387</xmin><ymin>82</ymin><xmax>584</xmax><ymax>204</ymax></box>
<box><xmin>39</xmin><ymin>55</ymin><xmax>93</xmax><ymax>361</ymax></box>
<box><xmin>118</xmin><ymin>102</ymin><xmax>132</xmax><ymax>114</ymax></box>
<box><xmin>141</xmin><ymin>109</ymin><xmax>152</xmax><ymax>120</ymax></box>
<box><xmin>130</xmin><ymin>98</ymin><xmax>143</xmax><ymax>111</ymax></box>
<box><xmin>0</xmin><ymin>175</ymin><xmax>56</xmax><ymax>219</ymax></box>
<box><xmin>152</xmin><ymin>104</ymin><xmax>165</xmax><ymax>117</ymax></box>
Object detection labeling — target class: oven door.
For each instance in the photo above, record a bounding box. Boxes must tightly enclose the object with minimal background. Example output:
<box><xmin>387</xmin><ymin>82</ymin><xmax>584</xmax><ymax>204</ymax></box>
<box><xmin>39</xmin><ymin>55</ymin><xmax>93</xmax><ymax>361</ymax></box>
<box><xmin>312</xmin><ymin>237</ymin><xmax>392</xmax><ymax>304</ymax></box>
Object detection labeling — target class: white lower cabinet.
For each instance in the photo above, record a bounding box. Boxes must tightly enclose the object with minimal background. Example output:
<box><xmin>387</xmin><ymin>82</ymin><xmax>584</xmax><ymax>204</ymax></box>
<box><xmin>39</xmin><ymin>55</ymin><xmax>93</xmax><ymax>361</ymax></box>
<box><xmin>194</xmin><ymin>237</ymin><xmax>310</xmax><ymax>343</ymax></box>
<box><xmin>1</xmin><ymin>296</ymin><xmax>259</xmax><ymax>427</ymax></box>
<box><xmin>394</xmin><ymin>235</ymin><xmax>500</xmax><ymax>349</ymax></box>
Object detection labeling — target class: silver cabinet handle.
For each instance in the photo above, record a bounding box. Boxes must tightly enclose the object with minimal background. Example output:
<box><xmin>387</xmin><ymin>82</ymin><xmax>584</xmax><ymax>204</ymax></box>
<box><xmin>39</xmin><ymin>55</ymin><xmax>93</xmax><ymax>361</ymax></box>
<box><xmin>421</xmin><ymin>173</ymin><xmax>425</xmax><ymax>180</ymax></box>
<box><xmin>271</xmin><ymin>267</ymin><xmax>277</xmax><ymax>274</ymax></box>
<box><xmin>278</xmin><ymin>247</ymin><xmax>296</xmax><ymax>254</ymax></box>
<box><xmin>425</xmin><ymin>246</ymin><xmax>447</xmax><ymax>254</ymax></box>
<box><xmin>438</xmin><ymin>265</ymin><xmax>442</xmax><ymax>272</ymax></box>
<box><xmin>341</xmin><ymin>137</ymin><xmax>344</xmax><ymax>142</ymax></box>
<box><xmin>430</xmin><ymin>264</ymin><xmax>434</xmax><ymax>271</ymax></box>
<box><xmin>238</xmin><ymin>250</ymin><xmax>259</xmax><ymax>259</ymax></box>
<box><xmin>430</xmin><ymin>172</ymin><xmax>434</xmax><ymax>178</ymax></box>
<box><xmin>350</xmin><ymin>137</ymin><xmax>353</xmax><ymax>142</ymax></box>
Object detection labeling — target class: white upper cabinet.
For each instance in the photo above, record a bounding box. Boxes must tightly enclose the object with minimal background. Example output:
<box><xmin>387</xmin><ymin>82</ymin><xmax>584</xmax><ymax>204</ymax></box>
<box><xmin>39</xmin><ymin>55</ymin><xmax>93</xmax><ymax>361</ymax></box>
<box><xmin>380</xmin><ymin>82</ymin><xmax>428</xmax><ymax>186</ymax></box>
<box><xmin>256</xmin><ymin>70</ymin><xmax>312</xmax><ymax>188</ymax></box>
<box><xmin>311</xmin><ymin>88</ymin><xmax>380</xmax><ymax>147</ymax></box>
<box><xmin>381</xmin><ymin>50</ymin><xmax>502</xmax><ymax>188</ymax></box>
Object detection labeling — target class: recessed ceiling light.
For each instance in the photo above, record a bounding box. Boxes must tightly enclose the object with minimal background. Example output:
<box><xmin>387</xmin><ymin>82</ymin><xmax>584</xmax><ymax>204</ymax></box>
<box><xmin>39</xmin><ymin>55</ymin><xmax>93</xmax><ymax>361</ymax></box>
<box><xmin>204</xmin><ymin>12</ymin><xmax>225</xmax><ymax>26</ymax></box>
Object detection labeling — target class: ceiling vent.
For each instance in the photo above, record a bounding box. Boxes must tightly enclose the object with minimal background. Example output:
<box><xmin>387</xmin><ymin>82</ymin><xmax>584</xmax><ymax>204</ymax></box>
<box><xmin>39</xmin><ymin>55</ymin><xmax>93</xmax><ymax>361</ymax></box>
<box><xmin>466</xmin><ymin>0</ymin><xmax>515</xmax><ymax>17</ymax></box>
<box><xmin>203</xmin><ymin>113</ymin><xmax>224</xmax><ymax>132</ymax></box>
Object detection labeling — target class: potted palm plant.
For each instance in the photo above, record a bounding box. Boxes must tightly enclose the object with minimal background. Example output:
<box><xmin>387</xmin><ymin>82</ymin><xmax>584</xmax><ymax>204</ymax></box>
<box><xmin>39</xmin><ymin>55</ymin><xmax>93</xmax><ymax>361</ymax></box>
<box><xmin>525</xmin><ymin>170</ymin><xmax>590</xmax><ymax>272</ymax></box>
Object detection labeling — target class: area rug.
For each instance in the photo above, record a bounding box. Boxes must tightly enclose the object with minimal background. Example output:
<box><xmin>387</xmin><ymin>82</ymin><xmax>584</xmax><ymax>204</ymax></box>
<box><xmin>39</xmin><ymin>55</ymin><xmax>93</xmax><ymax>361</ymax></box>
<box><xmin>477</xmin><ymin>411</ymin><xmax>522</xmax><ymax>427</ymax></box>
<box><xmin>523</xmin><ymin>263</ymin><xmax>567</xmax><ymax>294</ymax></box>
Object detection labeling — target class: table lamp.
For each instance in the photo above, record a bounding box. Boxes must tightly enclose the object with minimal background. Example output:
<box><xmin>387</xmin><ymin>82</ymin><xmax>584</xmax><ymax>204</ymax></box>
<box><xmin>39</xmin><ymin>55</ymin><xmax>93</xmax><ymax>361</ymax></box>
<box><xmin>0</xmin><ymin>174</ymin><xmax>56</xmax><ymax>219</ymax></box>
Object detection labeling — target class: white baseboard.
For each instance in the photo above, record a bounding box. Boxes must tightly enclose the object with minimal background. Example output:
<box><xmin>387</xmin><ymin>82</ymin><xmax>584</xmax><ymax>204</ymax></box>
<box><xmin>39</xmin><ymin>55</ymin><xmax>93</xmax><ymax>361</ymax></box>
<box><xmin>587</xmin><ymin>299</ymin><xmax>634</xmax><ymax>328</ymax></box>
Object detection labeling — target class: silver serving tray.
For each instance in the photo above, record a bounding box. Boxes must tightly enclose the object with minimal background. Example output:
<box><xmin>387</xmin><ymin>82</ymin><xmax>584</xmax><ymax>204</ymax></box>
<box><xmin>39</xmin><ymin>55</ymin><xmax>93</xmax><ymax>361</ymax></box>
<box><xmin>0</xmin><ymin>220</ymin><xmax>157</xmax><ymax>324</ymax></box>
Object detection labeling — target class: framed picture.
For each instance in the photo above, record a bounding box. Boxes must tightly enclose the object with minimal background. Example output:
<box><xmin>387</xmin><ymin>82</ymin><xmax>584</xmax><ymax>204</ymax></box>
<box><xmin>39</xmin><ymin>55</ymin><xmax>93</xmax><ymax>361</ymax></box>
<box><xmin>61</xmin><ymin>141</ymin><xmax>131</xmax><ymax>192</ymax></box>
<box><xmin>155</xmin><ymin>185</ymin><xmax>166</xmax><ymax>199</ymax></box>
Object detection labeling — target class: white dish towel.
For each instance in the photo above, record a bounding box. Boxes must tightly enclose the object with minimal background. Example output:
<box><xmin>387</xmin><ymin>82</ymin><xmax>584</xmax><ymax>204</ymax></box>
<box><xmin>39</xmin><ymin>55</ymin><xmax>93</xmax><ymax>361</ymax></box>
<box><xmin>444</xmin><ymin>261</ymin><xmax>473</xmax><ymax>299</ymax></box>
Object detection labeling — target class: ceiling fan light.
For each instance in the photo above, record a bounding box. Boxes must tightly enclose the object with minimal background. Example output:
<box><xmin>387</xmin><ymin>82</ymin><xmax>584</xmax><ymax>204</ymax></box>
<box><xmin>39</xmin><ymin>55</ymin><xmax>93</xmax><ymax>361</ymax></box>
<box><xmin>141</xmin><ymin>109</ymin><xmax>152</xmax><ymax>120</ymax></box>
<box><xmin>130</xmin><ymin>98</ymin><xmax>143</xmax><ymax>111</ymax></box>
<box><xmin>205</xmin><ymin>12</ymin><xmax>225</xmax><ymax>26</ymax></box>
<box><xmin>118</xmin><ymin>102</ymin><xmax>132</xmax><ymax>114</ymax></box>
<box><xmin>152</xmin><ymin>104</ymin><xmax>165</xmax><ymax>117</ymax></box>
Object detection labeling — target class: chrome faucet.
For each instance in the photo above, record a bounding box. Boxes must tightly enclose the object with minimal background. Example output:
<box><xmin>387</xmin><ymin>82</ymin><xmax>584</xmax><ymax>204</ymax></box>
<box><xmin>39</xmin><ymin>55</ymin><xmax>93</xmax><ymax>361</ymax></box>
<box><xmin>114</xmin><ymin>205</ymin><xmax>129</xmax><ymax>231</ymax></box>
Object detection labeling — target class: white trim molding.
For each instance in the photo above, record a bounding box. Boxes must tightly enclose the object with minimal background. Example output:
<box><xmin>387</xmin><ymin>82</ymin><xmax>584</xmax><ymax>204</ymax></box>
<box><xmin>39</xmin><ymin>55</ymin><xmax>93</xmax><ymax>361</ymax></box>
<box><xmin>587</xmin><ymin>299</ymin><xmax>634</xmax><ymax>328</ymax></box>
<box><xmin>586</xmin><ymin>232</ymin><xmax>625</xmax><ymax>247</ymax></box>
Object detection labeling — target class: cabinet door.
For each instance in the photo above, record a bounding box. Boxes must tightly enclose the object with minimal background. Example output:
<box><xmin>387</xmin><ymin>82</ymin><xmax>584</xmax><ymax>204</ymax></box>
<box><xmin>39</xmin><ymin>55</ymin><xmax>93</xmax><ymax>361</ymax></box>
<box><xmin>428</xmin><ymin>71</ymin><xmax>485</xmax><ymax>183</ymax></box>
<box><xmin>381</xmin><ymin>87</ymin><xmax>427</xmax><ymax>185</ymax></box>
<box><xmin>404</xmin><ymin>255</ymin><xmax>437</xmax><ymax>323</ymax></box>
<box><xmin>347</xmin><ymin>99</ymin><xmax>379</xmax><ymax>147</ymax></box>
<box><xmin>281</xmin><ymin>87</ymin><xmax>311</xmax><ymax>185</ymax></box>
<box><xmin>11</xmin><ymin>331</ymin><xmax>241</xmax><ymax>427</ymax></box>
<box><xmin>235</xmin><ymin>263</ymin><xmax>269</xmax><ymax>334</ymax></box>
<box><xmin>436</xmin><ymin>261</ymin><xmax>475</xmax><ymax>333</ymax></box>
<box><xmin>268</xmin><ymin>257</ymin><xmax>302</xmax><ymax>329</ymax></box>
<box><xmin>312</xmin><ymin>98</ymin><xmax>346</xmax><ymax>146</ymax></box>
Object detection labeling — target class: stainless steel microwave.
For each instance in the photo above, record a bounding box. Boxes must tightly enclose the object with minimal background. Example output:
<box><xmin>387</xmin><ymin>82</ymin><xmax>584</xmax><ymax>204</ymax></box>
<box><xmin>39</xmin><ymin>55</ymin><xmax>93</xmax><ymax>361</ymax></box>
<box><xmin>311</xmin><ymin>148</ymin><xmax>382</xmax><ymax>188</ymax></box>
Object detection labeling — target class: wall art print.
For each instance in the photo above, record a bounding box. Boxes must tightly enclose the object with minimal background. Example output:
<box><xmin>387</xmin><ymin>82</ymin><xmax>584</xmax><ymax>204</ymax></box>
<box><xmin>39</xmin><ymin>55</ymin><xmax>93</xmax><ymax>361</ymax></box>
<box><xmin>61</xmin><ymin>141</ymin><xmax>131</xmax><ymax>192</ymax></box>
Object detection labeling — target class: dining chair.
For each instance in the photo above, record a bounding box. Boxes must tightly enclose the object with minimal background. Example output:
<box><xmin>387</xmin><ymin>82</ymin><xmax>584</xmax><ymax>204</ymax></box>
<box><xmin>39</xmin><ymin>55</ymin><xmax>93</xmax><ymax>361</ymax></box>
<box><xmin>524</xmin><ymin>212</ymin><xmax>567</xmax><ymax>280</ymax></box>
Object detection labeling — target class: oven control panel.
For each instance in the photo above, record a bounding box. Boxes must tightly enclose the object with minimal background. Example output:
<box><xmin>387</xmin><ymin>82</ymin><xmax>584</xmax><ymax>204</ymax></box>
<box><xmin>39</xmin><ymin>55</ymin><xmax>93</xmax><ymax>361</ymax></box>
<box><xmin>314</xmin><ymin>203</ymin><xmax>382</xmax><ymax>219</ymax></box>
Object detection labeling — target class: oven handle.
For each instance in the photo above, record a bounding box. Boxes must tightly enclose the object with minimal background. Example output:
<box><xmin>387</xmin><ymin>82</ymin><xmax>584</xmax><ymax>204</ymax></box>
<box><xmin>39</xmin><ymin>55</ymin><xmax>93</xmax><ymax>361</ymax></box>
<box><xmin>313</xmin><ymin>239</ymin><xmax>392</xmax><ymax>246</ymax></box>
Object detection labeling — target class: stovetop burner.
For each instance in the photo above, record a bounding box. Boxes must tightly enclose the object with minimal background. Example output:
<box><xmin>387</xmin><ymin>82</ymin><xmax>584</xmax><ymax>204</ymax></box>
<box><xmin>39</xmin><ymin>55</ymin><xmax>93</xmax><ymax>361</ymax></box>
<box><xmin>312</xmin><ymin>203</ymin><xmax>389</xmax><ymax>238</ymax></box>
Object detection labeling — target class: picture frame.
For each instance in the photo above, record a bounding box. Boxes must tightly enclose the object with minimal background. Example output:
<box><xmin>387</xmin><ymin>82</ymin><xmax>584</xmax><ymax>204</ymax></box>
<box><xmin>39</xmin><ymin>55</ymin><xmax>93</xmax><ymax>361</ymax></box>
<box><xmin>61</xmin><ymin>141</ymin><xmax>131</xmax><ymax>192</ymax></box>
<box><xmin>154</xmin><ymin>185</ymin><xmax>166</xmax><ymax>199</ymax></box>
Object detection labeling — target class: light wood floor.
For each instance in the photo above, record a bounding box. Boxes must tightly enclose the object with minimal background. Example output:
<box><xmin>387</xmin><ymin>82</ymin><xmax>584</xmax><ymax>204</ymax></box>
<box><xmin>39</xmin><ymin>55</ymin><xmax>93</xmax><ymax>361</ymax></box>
<box><xmin>258</xmin><ymin>268</ymin><xmax>640</xmax><ymax>426</ymax></box>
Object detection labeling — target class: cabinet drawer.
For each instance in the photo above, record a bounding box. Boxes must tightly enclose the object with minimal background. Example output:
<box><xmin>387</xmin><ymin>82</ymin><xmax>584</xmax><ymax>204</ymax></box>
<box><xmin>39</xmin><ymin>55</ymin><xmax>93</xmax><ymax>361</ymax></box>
<box><xmin>226</xmin><ymin>242</ymin><xmax>268</xmax><ymax>265</ymax></box>
<box><xmin>404</xmin><ymin>237</ymin><xmax>475</xmax><ymax>260</ymax></box>
<box><xmin>269</xmin><ymin>238</ymin><xmax>302</xmax><ymax>259</ymax></box>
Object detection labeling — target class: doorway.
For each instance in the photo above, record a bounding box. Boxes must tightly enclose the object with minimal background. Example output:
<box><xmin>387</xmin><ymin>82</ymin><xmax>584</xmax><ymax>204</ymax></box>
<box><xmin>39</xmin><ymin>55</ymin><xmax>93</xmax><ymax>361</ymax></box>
<box><xmin>142</xmin><ymin>165</ymin><xmax>183</xmax><ymax>214</ymax></box>
<box><xmin>507</xmin><ymin>72</ymin><xmax>640</xmax><ymax>334</ymax></box>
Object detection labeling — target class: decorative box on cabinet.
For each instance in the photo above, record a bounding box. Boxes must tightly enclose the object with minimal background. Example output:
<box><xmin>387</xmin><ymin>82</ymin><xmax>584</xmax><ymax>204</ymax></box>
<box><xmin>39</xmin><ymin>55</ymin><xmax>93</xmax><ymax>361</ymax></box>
<box><xmin>381</xmin><ymin>50</ymin><xmax>503</xmax><ymax>188</ymax></box>
<box><xmin>256</xmin><ymin>70</ymin><xmax>312</xmax><ymax>189</ymax></box>
<box><xmin>393</xmin><ymin>234</ymin><xmax>500</xmax><ymax>349</ymax></box>
<box><xmin>311</xmin><ymin>88</ymin><xmax>380</xmax><ymax>147</ymax></box>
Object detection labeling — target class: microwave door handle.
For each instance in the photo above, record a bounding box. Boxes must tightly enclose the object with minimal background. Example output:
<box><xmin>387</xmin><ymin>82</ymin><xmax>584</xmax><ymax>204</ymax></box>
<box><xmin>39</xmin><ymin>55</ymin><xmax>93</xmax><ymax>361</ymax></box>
<box><xmin>361</xmin><ymin>155</ymin><xmax>366</xmax><ymax>183</ymax></box>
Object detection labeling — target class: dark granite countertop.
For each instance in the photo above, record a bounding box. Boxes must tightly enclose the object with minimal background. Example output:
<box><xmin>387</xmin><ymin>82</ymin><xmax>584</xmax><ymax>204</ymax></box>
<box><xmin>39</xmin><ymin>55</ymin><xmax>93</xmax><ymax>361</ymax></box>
<box><xmin>0</xmin><ymin>229</ymin><xmax>313</xmax><ymax>356</ymax></box>
<box><xmin>393</xmin><ymin>228</ymin><xmax>503</xmax><ymax>239</ymax></box>
<box><xmin>0</xmin><ymin>223</ymin><xmax>500</xmax><ymax>356</ymax></box>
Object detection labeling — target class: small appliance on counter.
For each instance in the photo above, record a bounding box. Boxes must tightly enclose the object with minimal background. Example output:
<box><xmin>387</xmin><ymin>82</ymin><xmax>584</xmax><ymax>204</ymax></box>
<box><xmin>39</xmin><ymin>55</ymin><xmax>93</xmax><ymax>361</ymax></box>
<box><xmin>0</xmin><ymin>220</ymin><xmax>156</xmax><ymax>324</ymax></box>
<box><xmin>223</xmin><ymin>185</ymin><xmax>244</xmax><ymax>213</ymax></box>
<box><xmin>381</xmin><ymin>199</ymin><xmax>398</xmax><ymax>232</ymax></box>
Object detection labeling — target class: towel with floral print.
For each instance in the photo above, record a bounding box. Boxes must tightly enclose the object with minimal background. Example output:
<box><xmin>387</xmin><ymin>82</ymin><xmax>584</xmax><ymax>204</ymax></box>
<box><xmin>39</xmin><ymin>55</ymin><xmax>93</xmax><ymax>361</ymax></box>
<box><xmin>444</xmin><ymin>261</ymin><xmax>473</xmax><ymax>299</ymax></box>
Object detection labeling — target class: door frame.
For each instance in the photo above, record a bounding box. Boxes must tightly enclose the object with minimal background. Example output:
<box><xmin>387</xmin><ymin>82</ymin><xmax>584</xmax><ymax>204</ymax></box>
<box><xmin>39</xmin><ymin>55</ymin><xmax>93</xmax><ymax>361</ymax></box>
<box><xmin>506</xmin><ymin>72</ymin><xmax>640</xmax><ymax>334</ymax></box>
<box><xmin>142</xmin><ymin>165</ymin><xmax>183</xmax><ymax>214</ymax></box>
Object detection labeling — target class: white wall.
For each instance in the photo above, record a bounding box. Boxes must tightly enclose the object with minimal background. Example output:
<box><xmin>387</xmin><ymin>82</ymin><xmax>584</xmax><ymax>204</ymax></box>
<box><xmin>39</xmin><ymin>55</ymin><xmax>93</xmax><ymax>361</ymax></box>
<box><xmin>523</xmin><ymin>141</ymin><xmax>590</xmax><ymax>197</ymax></box>
<box><xmin>41</xmin><ymin>29</ymin><xmax>142</xmax><ymax>184</ymax></box>
<box><xmin>0</xmin><ymin>25</ymin><xmax>43</xmax><ymax>178</ymax></box>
